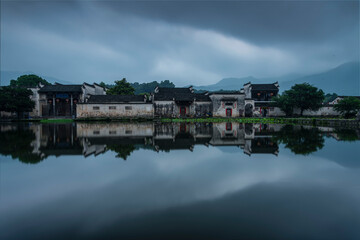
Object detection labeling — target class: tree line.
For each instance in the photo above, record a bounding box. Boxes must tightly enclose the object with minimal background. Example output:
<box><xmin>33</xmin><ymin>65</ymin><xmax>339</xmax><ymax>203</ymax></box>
<box><xmin>1</xmin><ymin>74</ymin><xmax>359</xmax><ymax>118</ymax></box>
<box><xmin>100</xmin><ymin>78</ymin><xmax>175</xmax><ymax>95</ymax></box>
<box><xmin>273</xmin><ymin>83</ymin><xmax>360</xmax><ymax>118</ymax></box>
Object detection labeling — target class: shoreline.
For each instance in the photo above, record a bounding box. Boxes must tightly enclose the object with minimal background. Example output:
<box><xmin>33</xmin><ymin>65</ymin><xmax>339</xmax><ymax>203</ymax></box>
<box><xmin>1</xmin><ymin>117</ymin><xmax>359</xmax><ymax>128</ymax></box>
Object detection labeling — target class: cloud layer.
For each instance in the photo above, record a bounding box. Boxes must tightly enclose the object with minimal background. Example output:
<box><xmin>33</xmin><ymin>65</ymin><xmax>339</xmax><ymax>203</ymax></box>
<box><xmin>1</xmin><ymin>1</ymin><xmax>358</xmax><ymax>85</ymax></box>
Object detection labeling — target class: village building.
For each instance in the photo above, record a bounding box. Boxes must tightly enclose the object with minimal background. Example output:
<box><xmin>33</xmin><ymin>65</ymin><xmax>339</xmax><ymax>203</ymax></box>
<box><xmin>75</xmin><ymin>83</ymin><xmax>282</xmax><ymax>119</ymax></box>
<box><xmin>243</xmin><ymin>82</ymin><xmax>281</xmax><ymax>117</ymax></box>
<box><xmin>209</xmin><ymin>91</ymin><xmax>245</xmax><ymax>117</ymax></box>
<box><xmin>152</xmin><ymin>87</ymin><xmax>212</xmax><ymax>118</ymax></box>
<box><xmin>28</xmin><ymin>82</ymin><xmax>107</xmax><ymax>118</ymax></box>
<box><xmin>76</xmin><ymin>95</ymin><xmax>153</xmax><ymax>119</ymax></box>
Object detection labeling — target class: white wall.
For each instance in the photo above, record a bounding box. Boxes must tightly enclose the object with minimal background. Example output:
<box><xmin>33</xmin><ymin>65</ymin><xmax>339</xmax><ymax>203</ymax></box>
<box><xmin>77</xmin><ymin>103</ymin><xmax>154</xmax><ymax>118</ymax></box>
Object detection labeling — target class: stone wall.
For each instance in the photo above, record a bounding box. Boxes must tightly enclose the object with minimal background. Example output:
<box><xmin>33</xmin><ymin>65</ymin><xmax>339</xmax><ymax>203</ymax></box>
<box><xmin>192</xmin><ymin>102</ymin><xmax>212</xmax><ymax>117</ymax></box>
<box><xmin>154</xmin><ymin>101</ymin><xmax>175</xmax><ymax>117</ymax></box>
<box><xmin>76</xmin><ymin>103</ymin><xmax>154</xmax><ymax>118</ymax></box>
<box><xmin>154</xmin><ymin>101</ymin><xmax>211</xmax><ymax>118</ymax></box>
<box><xmin>253</xmin><ymin>106</ymin><xmax>286</xmax><ymax>117</ymax></box>
<box><xmin>293</xmin><ymin>106</ymin><xmax>340</xmax><ymax>117</ymax></box>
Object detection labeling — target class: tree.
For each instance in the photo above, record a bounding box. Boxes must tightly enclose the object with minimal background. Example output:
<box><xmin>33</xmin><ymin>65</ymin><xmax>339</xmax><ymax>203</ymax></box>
<box><xmin>99</xmin><ymin>82</ymin><xmax>107</xmax><ymax>88</ymax></box>
<box><xmin>272</xmin><ymin>93</ymin><xmax>294</xmax><ymax>116</ymax></box>
<box><xmin>0</xmin><ymin>126</ymin><xmax>44</xmax><ymax>164</ymax></box>
<box><xmin>106</xmin><ymin>78</ymin><xmax>135</xmax><ymax>95</ymax></box>
<box><xmin>10</xmin><ymin>74</ymin><xmax>50</xmax><ymax>88</ymax></box>
<box><xmin>131</xmin><ymin>80</ymin><xmax>175</xmax><ymax>94</ymax></box>
<box><xmin>275</xmin><ymin>83</ymin><xmax>324</xmax><ymax>116</ymax></box>
<box><xmin>333</xmin><ymin>97</ymin><xmax>360</xmax><ymax>118</ymax></box>
<box><xmin>273</xmin><ymin>125</ymin><xmax>325</xmax><ymax>155</ymax></box>
<box><xmin>323</xmin><ymin>93</ymin><xmax>338</xmax><ymax>104</ymax></box>
<box><xmin>0</xmin><ymin>86</ymin><xmax>35</xmax><ymax>117</ymax></box>
<box><xmin>107</xmin><ymin>144</ymin><xmax>136</xmax><ymax>160</ymax></box>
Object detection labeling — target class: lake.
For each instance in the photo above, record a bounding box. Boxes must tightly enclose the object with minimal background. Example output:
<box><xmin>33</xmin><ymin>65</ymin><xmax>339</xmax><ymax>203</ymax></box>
<box><xmin>0</xmin><ymin>122</ymin><xmax>359</xmax><ymax>240</ymax></box>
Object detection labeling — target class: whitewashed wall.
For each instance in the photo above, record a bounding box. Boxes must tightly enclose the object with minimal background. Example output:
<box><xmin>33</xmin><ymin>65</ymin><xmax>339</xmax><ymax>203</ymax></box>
<box><xmin>77</xmin><ymin>103</ymin><xmax>154</xmax><ymax>118</ymax></box>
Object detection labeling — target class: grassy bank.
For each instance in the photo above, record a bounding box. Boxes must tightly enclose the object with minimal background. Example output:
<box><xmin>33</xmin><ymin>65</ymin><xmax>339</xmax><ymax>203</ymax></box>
<box><xmin>3</xmin><ymin>117</ymin><xmax>358</xmax><ymax>128</ymax></box>
<box><xmin>40</xmin><ymin>119</ymin><xmax>74</xmax><ymax>123</ymax></box>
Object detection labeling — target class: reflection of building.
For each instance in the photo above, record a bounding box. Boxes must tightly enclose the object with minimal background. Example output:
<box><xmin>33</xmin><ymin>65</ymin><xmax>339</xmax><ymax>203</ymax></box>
<box><xmin>13</xmin><ymin>122</ymin><xmax>281</xmax><ymax>159</ymax></box>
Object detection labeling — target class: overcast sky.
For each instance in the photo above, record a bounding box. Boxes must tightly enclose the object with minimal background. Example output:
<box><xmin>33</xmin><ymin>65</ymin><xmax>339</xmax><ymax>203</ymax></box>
<box><xmin>1</xmin><ymin>0</ymin><xmax>359</xmax><ymax>86</ymax></box>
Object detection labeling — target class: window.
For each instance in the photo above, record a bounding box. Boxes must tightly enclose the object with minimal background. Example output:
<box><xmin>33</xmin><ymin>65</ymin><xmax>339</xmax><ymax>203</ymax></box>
<box><xmin>109</xmin><ymin>131</ymin><xmax>117</xmax><ymax>134</ymax></box>
<box><xmin>93</xmin><ymin>106</ymin><xmax>100</xmax><ymax>110</ymax></box>
<box><xmin>93</xmin><ymin>130</ymin><xmax>100</xmax><ymax>135</ymax></box>
<box><xmin>225</xmin><ymin>102</ymin><xmax>233</xmax><ymax>106</ymax></box>
<box><xmin>125</xmin><ymin>130</ymin><xmax>132</xmax><ymax>134</ymax></box>
<box><xmin>125</xmin><ymin>106</ymin><xmax>132</xmax><ymax>110</ymax></box>
<box><xmin>109</xmin><ymin>106</ymin><xmax>116</xmax><ymax>110</ymax></box>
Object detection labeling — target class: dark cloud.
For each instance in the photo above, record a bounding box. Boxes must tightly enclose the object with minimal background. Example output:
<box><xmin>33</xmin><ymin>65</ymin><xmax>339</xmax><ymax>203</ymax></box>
<box><xmin>97</xmin><ymin>1</ymin><xmax>358</xmax><ymax>45</ymax></box>
<box><xmin>0</xmin><ymin>1</ymin><xmax>358</xmax><ymax>85</ymax></box>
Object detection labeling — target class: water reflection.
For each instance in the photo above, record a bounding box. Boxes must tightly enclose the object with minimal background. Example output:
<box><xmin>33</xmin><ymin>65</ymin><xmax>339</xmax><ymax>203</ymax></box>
<box><xmin>0</xmin><ymin>122</ymin><xmax>359</xmax><ymax>163</ymax></box>
<box><xmin>1</xmin><ymin>123</ymin><xmax>360</xmax><ymax>240</ymax></box>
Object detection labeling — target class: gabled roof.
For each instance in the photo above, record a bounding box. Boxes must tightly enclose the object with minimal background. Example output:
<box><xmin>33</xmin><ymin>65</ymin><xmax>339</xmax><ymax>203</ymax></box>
<box><xmin>87</xmin><ymin>95</ymin><xmax>146</xmax><ymax>103</ymax></box>
<box><xmin>154</xmin><ymin>87</ymin><xmax>210</xmax><ymax>101</ymax></box>
<box><xmin>38</xmin><ymin>85</ymin><xmax>83</xmax><ymax>93</ymax></box>
<box><xmin>251</xmin><ymin>84</ymin><xmax>279</xmax><ymax>91</ymax></box>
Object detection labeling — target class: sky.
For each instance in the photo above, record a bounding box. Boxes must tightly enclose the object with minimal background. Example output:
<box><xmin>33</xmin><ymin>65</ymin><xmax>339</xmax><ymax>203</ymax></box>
<box><xmin>1</xmin><ymin>0</ymin><xmax>359</xmax><ymax>86</ymax></box>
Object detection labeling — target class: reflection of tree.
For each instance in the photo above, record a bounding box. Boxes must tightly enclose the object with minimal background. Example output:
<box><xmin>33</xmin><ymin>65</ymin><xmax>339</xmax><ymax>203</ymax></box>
<box><xmin>334</xmin><ymin>129</ymin><xmax>359</xmax><ymax>142</ymax></box>
<box><xmin>0</xmin><ymin>127</ymin><xmax>44</xmax><ymax>164</ymax></box>
<box><xmin>107</xmin><ymin>144</ymin><xmax>136</xmax><ymax>160</ymax></box>
<box><xmin>273</xmin><ymin>125</ymin><xmax>324</xmax><ymax>155</ymax></box>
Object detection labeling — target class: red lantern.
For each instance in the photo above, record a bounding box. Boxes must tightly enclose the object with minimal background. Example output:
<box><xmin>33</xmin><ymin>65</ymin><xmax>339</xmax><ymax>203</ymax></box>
<box><xmin>56</xmin><ymin>99</ymin><xmax>60</xmax><ymax>103</ymax></box>
<box><xmin>73</xmin><ymin>99</ymin><xmax>77</xmax><ymax>104</ymax></box>
<box><xmin>65</xmin><ymin>99</ymin><xmax>69</xmax><ymax>103</ymax></box>
<box><xmin>257</xmin><ymin>93</ymin><xmax>261</xmax><ymax>96</ymax></box>
<box><xmin>48</xmin><ymin>99</ymin><xmax>52</xmax><ymax>104</ymax></box>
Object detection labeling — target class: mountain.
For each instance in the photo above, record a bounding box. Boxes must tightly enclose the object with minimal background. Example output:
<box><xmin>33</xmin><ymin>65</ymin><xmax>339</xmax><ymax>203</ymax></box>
<box><xmin>0</xmin><ymin>71</ymin><xmax>71</xmax><ymax>86</ymax></box>
<box><xmin>191</xmin><ymin>62</ymin><xmax>359</xmax><ymax>95</ymax></box>
<box><xmin>192</xmin><ymin>73</ymin><xmax>303</xmax><ymax>91</ymax></box>
<box><xmin>280</xmin><ymin>61</ymin><xmax>359</xmax><ymax>95</ymax></box>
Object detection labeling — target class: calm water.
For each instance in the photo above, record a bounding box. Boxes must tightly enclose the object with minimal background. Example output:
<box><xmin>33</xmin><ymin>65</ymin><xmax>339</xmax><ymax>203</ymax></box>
<box><xmin>0</xmin><ymin>122</ymin><xmax>360</xmax><ymax>240</ymax></box>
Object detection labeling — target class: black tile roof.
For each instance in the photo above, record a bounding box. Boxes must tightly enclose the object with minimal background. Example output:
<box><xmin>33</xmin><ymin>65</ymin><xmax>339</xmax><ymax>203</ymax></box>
<box><xmin>210</xmin><ymin>91</ymin><xmax>242</xmax><ymax>95</ymax></box>
<box><xmin>154</xmin><ymin>87</ymin><xmax>211</xmax><ymax>101</ymax></box>
<box><xmin>38</xmin><ymin>85</ymin><xmax>83</xmax><ymax>93</ymax></box>
<box><xmin>337</xmin><ymin>96</ymin><xmax>360</xmax><ymax>99</ymax></box>
<box><xmin>87</xmin><ymin>95</ymin><xmax>146</xmax><ymax>103</ymax></box>
<box><xmin>194</xmin><ymin>93</ymin><xmax>211</xmax><ymax>101</ymax></box>
<box><xmin>251</xmin><ymin>84</ymin><xmax>279</xmax><ymax>91</ymax></box>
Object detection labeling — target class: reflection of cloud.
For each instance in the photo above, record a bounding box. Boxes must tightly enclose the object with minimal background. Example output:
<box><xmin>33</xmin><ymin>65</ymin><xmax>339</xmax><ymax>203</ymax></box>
<box><xmin>2</xmin><ymin>144</ymin><xmax>358</xmax><ymax>240</ymax></box>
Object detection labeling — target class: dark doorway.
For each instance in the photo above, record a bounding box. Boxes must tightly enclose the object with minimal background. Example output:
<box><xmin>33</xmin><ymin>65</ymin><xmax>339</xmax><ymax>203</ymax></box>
<box><xmin>180</xmin><ymin>106</ymin><xmax>186</xmax><ymax>117</ymax></box>
<box><xmin>262</xmin><ymin>108</ymin><xmax>268</xmax><ymax>117</ymax></box>
<box><xmin>226</xmin><ymin>108</ymin><xmax>232</xmax><ymax>117</ymax></box>
<box><xmin>245</xmin><ymin>104</ymin><xmax>253</xmax><ymax>117</ymax></box>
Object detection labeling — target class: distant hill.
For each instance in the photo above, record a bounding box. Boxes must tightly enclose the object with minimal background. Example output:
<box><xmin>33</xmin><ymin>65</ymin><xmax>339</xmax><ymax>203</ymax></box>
<box><xmin>280</xmin><ymin>61</ymin><xmax>359</xmax><ymax>95</ymax></box>
<box><xmin>192</xmin><ymin>74</ymin><xmax>303</xmax><ymax>91</ymax></box>
<box><xmin>0</xmin><ymin>71</ymin><xmax>71</xmax><ymax>86</ymax></box>
<box><xmin>191</xmin><ymin>61</ymin><xmax>359</xmax><ymax>95</ymax></box>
